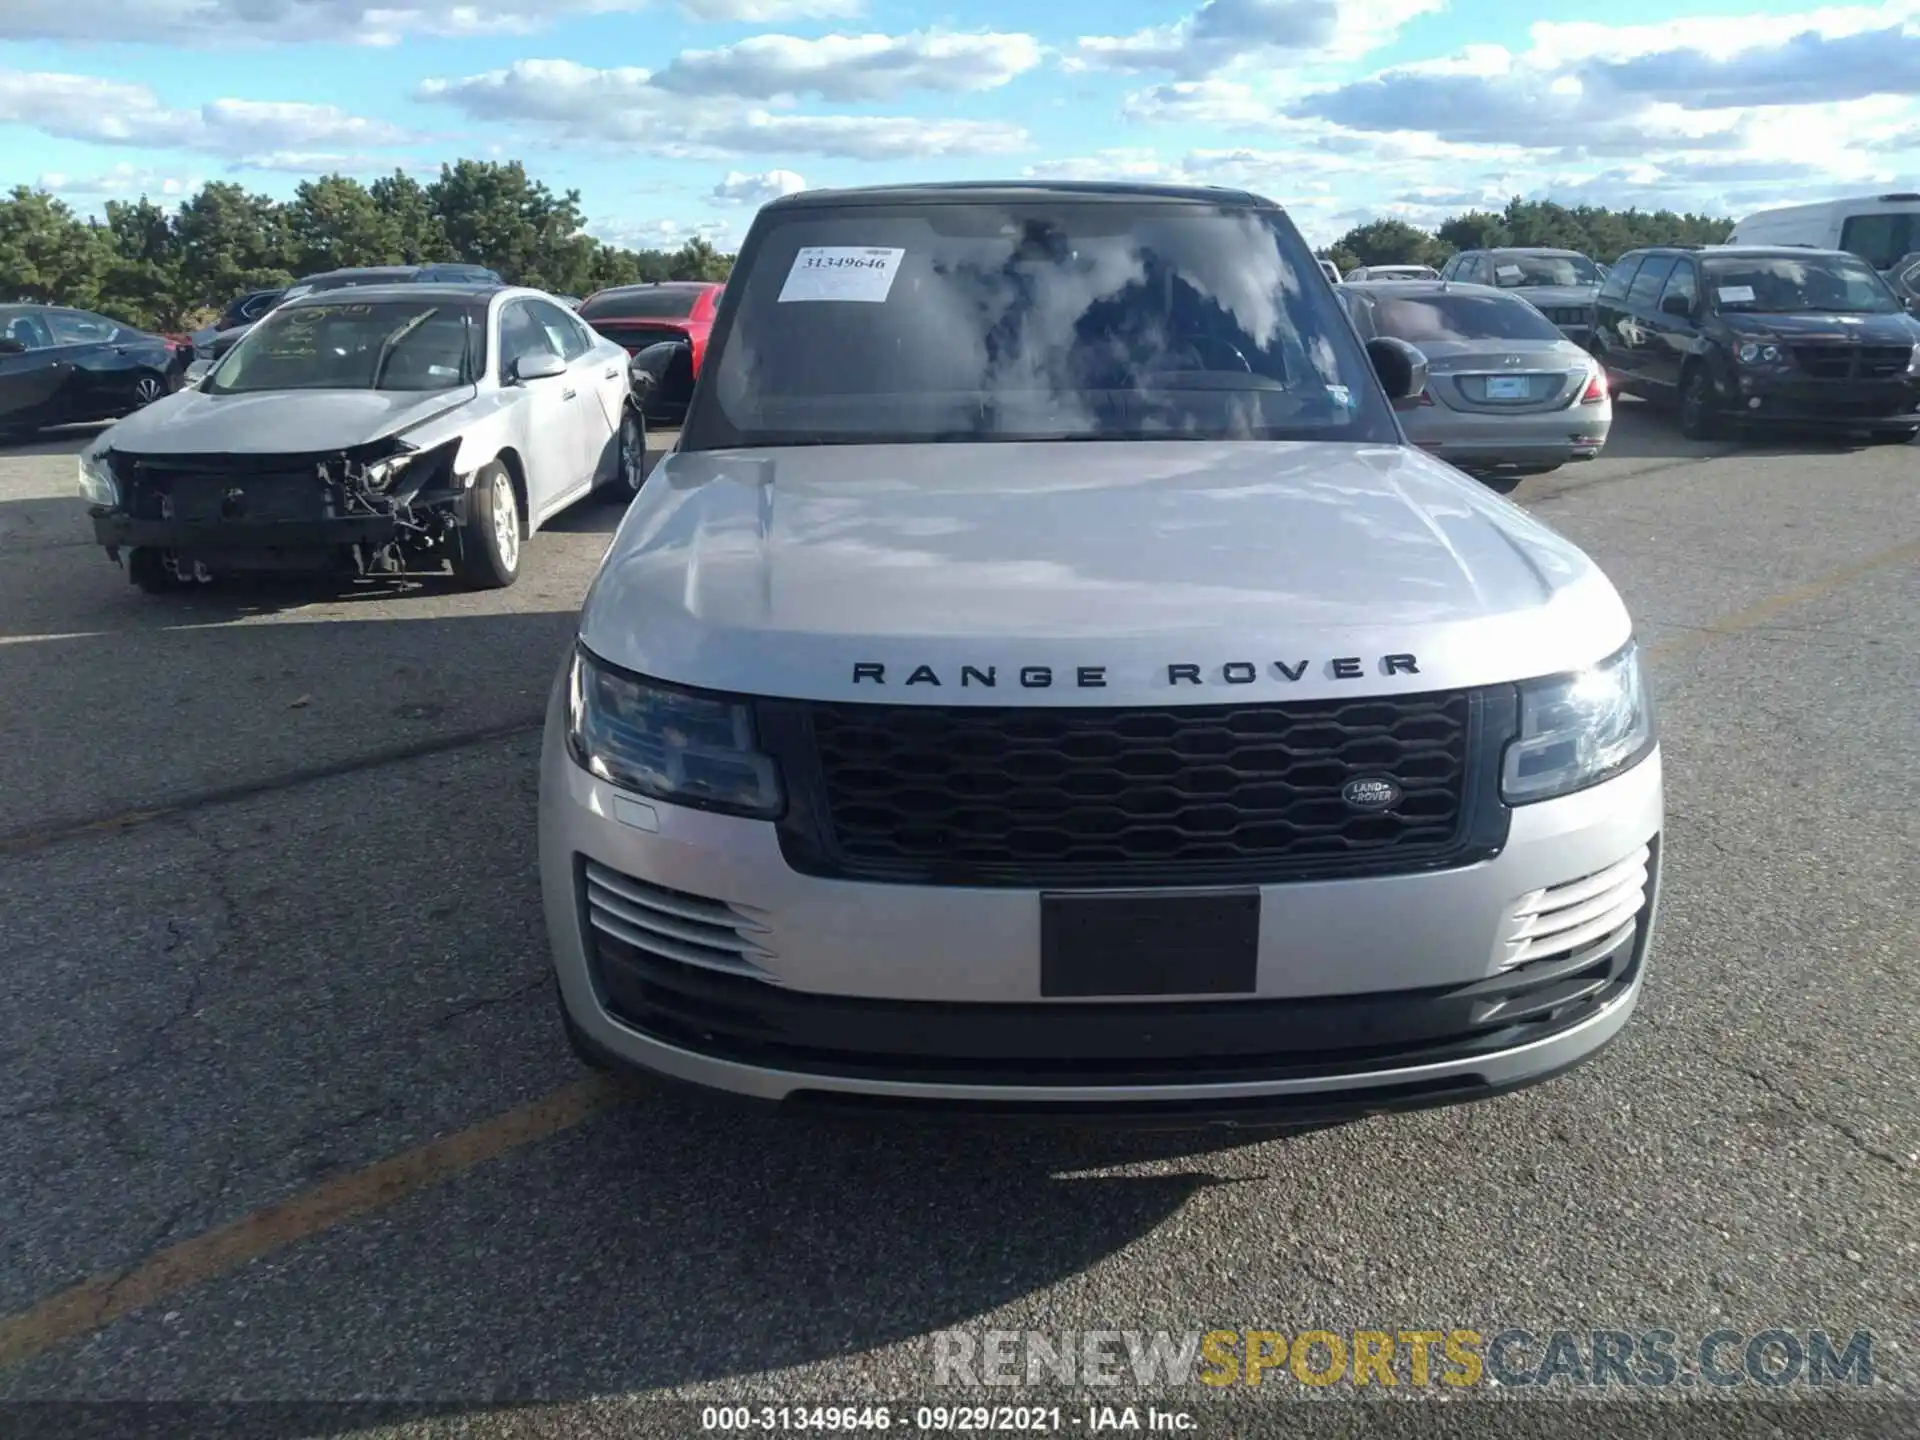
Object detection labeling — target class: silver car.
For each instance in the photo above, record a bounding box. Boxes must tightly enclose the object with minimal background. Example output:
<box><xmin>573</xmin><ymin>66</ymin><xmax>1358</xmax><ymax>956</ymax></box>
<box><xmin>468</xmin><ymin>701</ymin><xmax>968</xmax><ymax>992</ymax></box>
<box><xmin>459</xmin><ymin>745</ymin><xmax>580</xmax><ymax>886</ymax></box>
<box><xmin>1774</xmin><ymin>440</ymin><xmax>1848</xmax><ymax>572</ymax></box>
<box><xmin>539</xmin><ymin>181</ymin><xmax>1662</xmax><ymax>1126</ymax></box>
<box><xmin>1345</xmin><ymin>264</ymin><xmax>1440</xmax><ymax>282</ymax></box>
<box><xmin>1338</xmin><ymin>280</ymin><xmax>1612</xmax><ymax>490</ymax></box>
<box><xmin>80</xmin><ymin>283</ymin><xmax>648</xmax><ymax>593</ymax></box>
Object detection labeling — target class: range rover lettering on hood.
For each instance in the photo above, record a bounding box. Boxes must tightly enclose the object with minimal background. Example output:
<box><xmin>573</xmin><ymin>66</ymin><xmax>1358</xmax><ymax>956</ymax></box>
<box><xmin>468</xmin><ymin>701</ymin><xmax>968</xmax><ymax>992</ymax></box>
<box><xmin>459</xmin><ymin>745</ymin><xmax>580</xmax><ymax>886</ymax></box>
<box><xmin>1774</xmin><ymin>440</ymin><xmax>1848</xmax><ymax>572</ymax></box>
<box><xmin>851</xmin><ymin>655</ymin><xmax>1422</xmax><ymax>689</ymax></box>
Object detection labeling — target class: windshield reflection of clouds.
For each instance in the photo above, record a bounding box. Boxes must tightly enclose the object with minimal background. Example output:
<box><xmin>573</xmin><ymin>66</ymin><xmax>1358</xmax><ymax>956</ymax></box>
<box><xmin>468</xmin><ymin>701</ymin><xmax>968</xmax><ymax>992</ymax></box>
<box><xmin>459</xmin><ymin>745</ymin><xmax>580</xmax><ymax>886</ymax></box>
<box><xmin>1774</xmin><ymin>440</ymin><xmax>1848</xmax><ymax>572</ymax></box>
<box><xmin>709</xmin><ymin>208</ymin><xmax>1390</xmax><ymax>445</ymax></box>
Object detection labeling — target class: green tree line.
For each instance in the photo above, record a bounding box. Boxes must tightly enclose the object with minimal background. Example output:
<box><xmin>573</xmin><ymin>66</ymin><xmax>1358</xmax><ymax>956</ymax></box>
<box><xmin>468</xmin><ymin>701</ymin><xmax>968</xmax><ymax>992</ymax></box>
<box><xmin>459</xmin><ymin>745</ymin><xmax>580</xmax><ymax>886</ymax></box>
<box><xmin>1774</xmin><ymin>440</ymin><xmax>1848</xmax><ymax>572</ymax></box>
<box><xmin>1320</xmin><ymin>197</ymin><xmax>1735</xmax><ymax>274</ymax></box>
<box><xmin>0</xmin><ymin>159</ymin><xmax>735</xmax><ymax>333</ymax></box>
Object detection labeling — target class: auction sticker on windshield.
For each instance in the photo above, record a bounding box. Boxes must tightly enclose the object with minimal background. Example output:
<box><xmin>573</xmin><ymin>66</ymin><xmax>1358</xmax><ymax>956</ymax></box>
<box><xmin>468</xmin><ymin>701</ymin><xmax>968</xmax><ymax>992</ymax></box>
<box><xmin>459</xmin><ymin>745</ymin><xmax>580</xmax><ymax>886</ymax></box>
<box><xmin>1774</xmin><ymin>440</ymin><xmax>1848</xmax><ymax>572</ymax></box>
<box><xmin>1717</xmin><ymin>285</ymin><xmax>1756</xmax><ymax>303</ymax></box>
<box><xmin>779</xmin><ymin>246</ymin><xmax>905</xmax><ymax>304</ymax></box>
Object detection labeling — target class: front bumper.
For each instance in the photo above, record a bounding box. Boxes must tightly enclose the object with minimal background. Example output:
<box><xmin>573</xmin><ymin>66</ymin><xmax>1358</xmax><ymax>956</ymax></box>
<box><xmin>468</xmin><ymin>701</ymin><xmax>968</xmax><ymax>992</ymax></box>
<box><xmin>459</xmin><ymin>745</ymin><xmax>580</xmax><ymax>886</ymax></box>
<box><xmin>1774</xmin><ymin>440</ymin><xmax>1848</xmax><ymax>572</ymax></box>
<box><xmin>538</xmin><ymin>677</ymin><xmax>1665</xmax><ymax>1120</ymax></box>
<box><xmin>1721</xmin><ymin>370</ymin><xmax>1920</xmax><ymax>426</ymax></box>
<box><xmin>1402</xmin><ymin>400</ymin><xmax>1612</xmax><ymax>470</ymax></box>
<box><xmin>92</xmin><ymin>512</ymin><xmax>401</xmax><ymax>552</ymax></box>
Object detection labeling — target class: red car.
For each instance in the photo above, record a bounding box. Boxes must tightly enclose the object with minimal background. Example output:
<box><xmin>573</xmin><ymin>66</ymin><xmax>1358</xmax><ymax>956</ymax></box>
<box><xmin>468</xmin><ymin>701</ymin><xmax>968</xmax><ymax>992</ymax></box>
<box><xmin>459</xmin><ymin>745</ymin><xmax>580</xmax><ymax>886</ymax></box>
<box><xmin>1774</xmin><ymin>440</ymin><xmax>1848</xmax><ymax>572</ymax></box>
<box><xmin>578</xmin><ymin>281</ymin><xmax>722</xmax><ymax>373</ymax></box>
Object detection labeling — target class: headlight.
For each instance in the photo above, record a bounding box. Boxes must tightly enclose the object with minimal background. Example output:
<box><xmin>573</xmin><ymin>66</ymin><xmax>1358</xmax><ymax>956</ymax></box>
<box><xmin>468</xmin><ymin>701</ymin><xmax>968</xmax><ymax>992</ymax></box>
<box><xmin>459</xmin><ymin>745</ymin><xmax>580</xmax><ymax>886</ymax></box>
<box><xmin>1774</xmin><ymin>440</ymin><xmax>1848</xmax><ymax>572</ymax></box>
<box><xmin>356</xmin><ymin>454</ymin><xmax>415</xmax><ymax>490</ymax></box>
<box><xmin>1501</xmin><ymin>641</ymin><xmax>1654</xmax><ymax>804</ymax></box>
<box><xmin>1735</xmin><ymin>341</ymin><xmax>1781</xmax><ymax>365</ymax></box>
<box><xmin>565</xmin><ymin>646</ymin><xmax>783</xmax><ymax>817</ymax></box>
<box><xmin>77</xmin><ymin>447</ymin><xmax>118</xmax><ymax>507</ymax></box>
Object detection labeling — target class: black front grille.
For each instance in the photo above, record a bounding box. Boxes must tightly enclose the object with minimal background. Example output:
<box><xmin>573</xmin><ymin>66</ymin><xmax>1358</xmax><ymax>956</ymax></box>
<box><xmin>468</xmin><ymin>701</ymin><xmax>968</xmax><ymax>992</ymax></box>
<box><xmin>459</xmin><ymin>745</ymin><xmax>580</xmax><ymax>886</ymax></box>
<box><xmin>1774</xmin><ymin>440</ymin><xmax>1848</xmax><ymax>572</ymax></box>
<box><xmin>1543</xmin><ymin>307</ymin><xmax>1591</xmax><ymax>327</ymax></box>
<box><xmin>760</xmin><ymin>688</ymin><xmax>1514</xmax><ymax>887</ymax></box>
<box><xmin>1791</xmin><ymin>344</ymin><xmax>1912</xmax><ymax>381</ymax></box>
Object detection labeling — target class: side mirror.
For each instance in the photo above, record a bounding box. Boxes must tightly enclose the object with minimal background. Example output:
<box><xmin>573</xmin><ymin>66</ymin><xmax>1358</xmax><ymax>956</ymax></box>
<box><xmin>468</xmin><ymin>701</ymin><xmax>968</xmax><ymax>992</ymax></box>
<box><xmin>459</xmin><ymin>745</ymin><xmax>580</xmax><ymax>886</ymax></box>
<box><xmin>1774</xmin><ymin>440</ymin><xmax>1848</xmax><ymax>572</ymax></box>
<box><xmin>510</xmin><ymin>350</ymin><xmax>567</xmax><ymax>383</ymax></box>
<box><xmin>629</xmin><ymin>338</ymin><xmax>696</xmax><ymax>410</ymax></box>
<box><xmin>0</xmin><ymin>337</ymin><xmax>26</xmax><ymax>355</ymax></box>
<box><xmin>1660</xmin><ymin>293</ymin><xmax>1693</xmax><ymax>318</ymax></box>
<box><xmin>1366</xmin><ymin>336</ymin><xmax>1428</xmax><ymax>404</ymax></box>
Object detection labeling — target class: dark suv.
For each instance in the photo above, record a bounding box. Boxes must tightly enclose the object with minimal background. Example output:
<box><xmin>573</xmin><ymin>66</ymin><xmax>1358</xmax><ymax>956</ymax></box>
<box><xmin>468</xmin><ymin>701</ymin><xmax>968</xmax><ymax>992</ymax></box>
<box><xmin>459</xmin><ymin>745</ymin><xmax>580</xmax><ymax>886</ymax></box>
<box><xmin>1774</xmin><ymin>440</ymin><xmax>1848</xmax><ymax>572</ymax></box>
<box><xmin>1436</xmin><ymin>247</ymin><xmax>1604</xmax><ymax>348</ymax></box>
<box><xmin>1593</xmin><ymin>244</ymin><xmax>1920</xmax><ymax>442</ymax></box>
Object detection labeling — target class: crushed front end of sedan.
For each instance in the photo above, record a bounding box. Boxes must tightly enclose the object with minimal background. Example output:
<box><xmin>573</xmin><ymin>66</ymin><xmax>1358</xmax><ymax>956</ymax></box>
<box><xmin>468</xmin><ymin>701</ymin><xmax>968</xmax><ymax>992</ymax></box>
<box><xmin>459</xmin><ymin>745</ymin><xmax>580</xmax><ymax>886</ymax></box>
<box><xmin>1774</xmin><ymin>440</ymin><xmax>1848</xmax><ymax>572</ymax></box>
<box><xmin>82</xmin><ymin>432</ymin><xmax>474</xmax><ymax>588</ymax></box>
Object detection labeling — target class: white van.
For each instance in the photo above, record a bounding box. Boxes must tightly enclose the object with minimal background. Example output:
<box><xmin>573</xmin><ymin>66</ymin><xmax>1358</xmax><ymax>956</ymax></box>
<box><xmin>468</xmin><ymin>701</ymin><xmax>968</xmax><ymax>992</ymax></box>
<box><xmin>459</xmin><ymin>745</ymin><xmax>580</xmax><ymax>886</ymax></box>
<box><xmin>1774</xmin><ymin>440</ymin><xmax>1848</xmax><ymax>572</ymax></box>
<box><xmin>1727</xmin><ymin>193</ymin><xmax>1920</xmax><ymax>274</ymax></box>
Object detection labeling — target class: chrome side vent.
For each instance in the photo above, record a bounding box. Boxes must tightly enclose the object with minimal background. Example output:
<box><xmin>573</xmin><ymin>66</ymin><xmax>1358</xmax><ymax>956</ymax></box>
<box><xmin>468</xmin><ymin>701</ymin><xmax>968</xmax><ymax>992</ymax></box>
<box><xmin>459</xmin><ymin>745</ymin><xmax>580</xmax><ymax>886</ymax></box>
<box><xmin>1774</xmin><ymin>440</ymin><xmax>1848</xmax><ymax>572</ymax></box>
<box><xmin>583</xmin><ymin>860</ymin><xmax>777</xmax><ymax>981</ymax></box>
<box><xmin>1498</xmin><ymin>846</ymin><xmax>1649</xmax><ymax>971</ymax></box>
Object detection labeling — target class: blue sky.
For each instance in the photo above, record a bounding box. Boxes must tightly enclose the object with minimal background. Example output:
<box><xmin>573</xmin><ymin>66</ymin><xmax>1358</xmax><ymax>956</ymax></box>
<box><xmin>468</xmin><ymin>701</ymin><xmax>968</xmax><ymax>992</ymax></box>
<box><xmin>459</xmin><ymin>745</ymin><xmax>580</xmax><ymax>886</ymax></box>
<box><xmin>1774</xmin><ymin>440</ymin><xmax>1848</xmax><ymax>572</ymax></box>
<box><xmin>2</xmin><ymin>0</ymin><xmax>1916</xmax><ymax>251</ymax></box>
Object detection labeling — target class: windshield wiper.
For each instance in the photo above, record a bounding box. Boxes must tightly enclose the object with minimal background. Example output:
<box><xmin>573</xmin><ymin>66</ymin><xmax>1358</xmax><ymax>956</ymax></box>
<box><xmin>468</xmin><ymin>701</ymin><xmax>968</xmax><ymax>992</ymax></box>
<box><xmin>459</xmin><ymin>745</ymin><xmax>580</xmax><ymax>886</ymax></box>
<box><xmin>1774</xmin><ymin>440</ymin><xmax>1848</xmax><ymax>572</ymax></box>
<box><xmin>370</xmin><ymin>309</ymin><xmax>440</xmax><ymax>388</ymax></box>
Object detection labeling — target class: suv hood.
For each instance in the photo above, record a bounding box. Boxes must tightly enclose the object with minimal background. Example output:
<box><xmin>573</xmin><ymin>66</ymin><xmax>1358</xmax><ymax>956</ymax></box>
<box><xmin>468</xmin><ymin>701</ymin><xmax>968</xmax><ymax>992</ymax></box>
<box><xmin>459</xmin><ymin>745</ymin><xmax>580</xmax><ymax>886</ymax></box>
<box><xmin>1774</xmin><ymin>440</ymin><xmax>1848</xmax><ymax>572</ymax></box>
<box><xmin>1718</xmin><ymin>310</ymin><xmax>1920</xmax><ymax>343</ymax></box>
<box><xmin>104</xmin><ymin>385</ymin><xmax>478</xmax><ymax>456</ymax></box>
<box><xmin>581</xmin><ymin>441</ymin><xmax>1632</xmax><ymax>707</ymax></box>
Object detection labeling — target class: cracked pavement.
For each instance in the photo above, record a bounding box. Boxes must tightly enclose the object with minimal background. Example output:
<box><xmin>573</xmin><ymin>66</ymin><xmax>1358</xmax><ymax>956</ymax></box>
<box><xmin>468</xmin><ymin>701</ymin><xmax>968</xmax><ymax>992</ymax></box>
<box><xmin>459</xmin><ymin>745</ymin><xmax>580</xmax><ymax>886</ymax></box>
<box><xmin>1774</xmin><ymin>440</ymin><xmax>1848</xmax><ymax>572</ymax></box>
<box><xmin>0</xmin><ymin>405</ymin><xmax>1915</xmax><ymax>1432</ymax></box>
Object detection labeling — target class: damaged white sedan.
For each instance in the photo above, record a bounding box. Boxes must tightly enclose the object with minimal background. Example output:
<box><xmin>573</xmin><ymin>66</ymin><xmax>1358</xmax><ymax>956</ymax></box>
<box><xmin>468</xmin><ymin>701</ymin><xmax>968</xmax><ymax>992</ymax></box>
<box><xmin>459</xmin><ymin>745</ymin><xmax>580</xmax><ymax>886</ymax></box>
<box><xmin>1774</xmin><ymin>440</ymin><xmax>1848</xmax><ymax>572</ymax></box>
<box><xmin>78</xmin><ymin>283</ymin><xmax>647</xmax><ymax>593</ymax></box>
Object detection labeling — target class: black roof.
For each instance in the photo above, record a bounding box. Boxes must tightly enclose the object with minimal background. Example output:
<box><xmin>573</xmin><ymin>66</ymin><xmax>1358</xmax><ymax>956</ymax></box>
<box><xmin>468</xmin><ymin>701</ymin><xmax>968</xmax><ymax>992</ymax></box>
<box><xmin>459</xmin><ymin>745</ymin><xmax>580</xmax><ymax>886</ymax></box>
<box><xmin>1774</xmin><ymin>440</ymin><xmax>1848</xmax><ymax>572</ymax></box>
<box><xmin>760</xmin><ymin>179</ymin><xmax>1275</xmax><ymax>210</ymax></box>
<box><xmin>293</xmin><ymin>265</ymin><xmax>425</xmax><ymax>283</ymax></box>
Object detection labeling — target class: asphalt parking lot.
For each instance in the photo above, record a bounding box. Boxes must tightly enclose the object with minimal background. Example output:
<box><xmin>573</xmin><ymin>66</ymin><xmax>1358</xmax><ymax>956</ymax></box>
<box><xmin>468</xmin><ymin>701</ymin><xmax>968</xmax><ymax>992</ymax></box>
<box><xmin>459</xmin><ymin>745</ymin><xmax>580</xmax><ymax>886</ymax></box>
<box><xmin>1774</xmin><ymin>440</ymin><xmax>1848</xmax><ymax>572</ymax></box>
<box><xmin>0</xmin><ymin>402</ymin><xmax>1915</xmax><ymax>1437</ymax></box>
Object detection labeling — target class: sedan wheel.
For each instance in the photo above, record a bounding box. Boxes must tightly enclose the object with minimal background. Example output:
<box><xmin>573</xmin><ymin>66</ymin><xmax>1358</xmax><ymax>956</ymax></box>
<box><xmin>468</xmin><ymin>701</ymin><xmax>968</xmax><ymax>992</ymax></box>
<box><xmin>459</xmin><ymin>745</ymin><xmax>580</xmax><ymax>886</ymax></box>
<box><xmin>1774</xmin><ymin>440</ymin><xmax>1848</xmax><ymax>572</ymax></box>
<box><xmin>492</xmin><ymin>477</ymin><xmax>521</xmax><ymax>572</ymax></box>
<box><xmin>454</xmin><ymin>460</ymin><xmax>523</xmax><ymax>590</ymax></box>
<box><xmin>131</xmin><ymin>373</ymin><xmax>168</xmax><ymax>407</ymax></box>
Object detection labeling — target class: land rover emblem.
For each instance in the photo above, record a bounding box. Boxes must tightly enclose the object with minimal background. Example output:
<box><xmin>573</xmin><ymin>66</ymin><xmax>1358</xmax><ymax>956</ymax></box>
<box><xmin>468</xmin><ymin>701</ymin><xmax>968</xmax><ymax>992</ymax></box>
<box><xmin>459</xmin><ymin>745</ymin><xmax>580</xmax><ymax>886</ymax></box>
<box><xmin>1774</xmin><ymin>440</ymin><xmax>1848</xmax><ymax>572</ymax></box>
<box><xmin>1342</xmin><ymin>777</ymin><xmax>1401</xmax><ymax>810</ymax></box>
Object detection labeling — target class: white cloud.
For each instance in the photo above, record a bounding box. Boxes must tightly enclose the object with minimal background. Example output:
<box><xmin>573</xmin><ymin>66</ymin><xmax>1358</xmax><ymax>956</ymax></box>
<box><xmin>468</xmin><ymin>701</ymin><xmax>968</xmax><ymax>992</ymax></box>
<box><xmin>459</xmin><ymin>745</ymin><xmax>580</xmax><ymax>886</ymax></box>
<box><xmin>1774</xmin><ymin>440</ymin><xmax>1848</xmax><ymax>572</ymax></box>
<box><xmin>0</xmin><ymin>0</ymin><xmax>653</xmax><ymax>47</ymax></box>
<box><xmin>0</xmin><ymin>70</ymin><xmax>416</xmax><ymax>162</ymax></box>
<box><xmin>680</xmin><ymin>0</ymin><xmax>867</xmax><ymax>19</ymax></box>
<box><xmin>38</xmin><ymin>163</ymin><xmax>204</xmax><ymax>198</ymax></box>
<box><xmin>1023</xmin><ymin>149</ymin><xmax>1192</xmax><ymax>183</ymax></box>
<box><xmin>231</xmin><ymin>151</ymin><xmax>435</xmax><ymax>174</ymax></box>
<box><xmin>591</xmin><ymin>215</ymin><xmax>735</xmax><ymax>251</ymax></box>
<box><xmin>651</xmin><ymin>30</ymin><xmax>1043</xmax><ymax>102</ymax></box>
<box><xmin>1070</xmin><ymin>0</ymin><xmax>1443</xmax><ymax>80</ymax></box>
<box><xmin>1288</xmin><ymin>2</ymin><xmax>1920</xmax><ymax>162</ymax></box>
<box><xmin>418</xmin><ymin>59</ymin><xmax>1030</xmax><ymax>160</ymax></box>
<box><xmin>712</xmin><ymin>169</ymin><xmax>808</xmax><ymax>204</ymax></box>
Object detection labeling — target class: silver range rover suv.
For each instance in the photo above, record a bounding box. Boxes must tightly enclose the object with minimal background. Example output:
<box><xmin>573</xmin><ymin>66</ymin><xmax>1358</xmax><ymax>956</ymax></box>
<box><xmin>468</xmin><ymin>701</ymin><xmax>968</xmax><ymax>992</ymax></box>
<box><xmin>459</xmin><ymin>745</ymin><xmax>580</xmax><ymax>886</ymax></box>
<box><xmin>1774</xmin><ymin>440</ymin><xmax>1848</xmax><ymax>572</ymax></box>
<box><xmin>539</xmin><ymin>181</ymin><xmax>1663</xmax><ymax>1125</ymax></box>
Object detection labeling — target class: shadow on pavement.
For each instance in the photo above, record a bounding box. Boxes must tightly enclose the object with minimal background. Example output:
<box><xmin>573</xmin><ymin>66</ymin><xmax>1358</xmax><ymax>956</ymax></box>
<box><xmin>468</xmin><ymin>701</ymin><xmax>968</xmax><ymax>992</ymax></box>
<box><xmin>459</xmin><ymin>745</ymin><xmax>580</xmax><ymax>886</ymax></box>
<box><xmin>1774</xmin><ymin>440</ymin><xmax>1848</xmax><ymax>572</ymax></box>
<box><xmin>1600</xmin><ymin>393</ymin><xmax>1908</xmax><ymax>462</ymax></box>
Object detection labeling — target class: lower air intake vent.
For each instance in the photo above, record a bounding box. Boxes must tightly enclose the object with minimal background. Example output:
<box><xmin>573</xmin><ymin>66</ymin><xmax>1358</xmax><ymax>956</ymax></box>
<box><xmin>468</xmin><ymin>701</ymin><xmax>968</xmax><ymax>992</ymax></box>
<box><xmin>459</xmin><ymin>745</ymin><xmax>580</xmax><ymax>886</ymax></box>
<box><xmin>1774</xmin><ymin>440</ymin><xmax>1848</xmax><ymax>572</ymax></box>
<box><xmin>582</xmin><ymin>860</ymin><xmax>774</xmax><ymax>979</ymax></box>
<box><xmin>1498</xmin><ymin>845</ymin><xmax>1650</xmax><ymax>971</ymax></box>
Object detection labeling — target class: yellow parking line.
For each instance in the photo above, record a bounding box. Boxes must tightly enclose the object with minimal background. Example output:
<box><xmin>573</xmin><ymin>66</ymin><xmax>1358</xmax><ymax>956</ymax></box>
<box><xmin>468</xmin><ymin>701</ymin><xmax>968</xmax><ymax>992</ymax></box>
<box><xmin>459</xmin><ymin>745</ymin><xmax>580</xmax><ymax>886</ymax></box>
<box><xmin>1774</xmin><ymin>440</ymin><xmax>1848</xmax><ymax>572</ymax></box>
<box><xmin>0</xmin><ymin>533</ymin><xmax>1916</xmax><ymax>1373</ymax></box>
<box><xmin>1640</xmin><ymin>537</ymin><xmax>1920</xmax><ymax>663</ymax></box>
<box><xmin>0</xmin><ymin>1077</ymin><xmax>621</xmax><ymax>1371</ymax></box>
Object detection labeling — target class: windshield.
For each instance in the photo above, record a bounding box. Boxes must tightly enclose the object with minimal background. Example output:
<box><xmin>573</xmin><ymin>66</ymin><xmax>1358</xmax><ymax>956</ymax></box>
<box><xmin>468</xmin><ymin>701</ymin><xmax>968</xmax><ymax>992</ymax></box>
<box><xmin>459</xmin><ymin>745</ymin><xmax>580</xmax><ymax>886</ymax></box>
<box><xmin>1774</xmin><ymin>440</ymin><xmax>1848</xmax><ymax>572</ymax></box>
<box><xmin>581</xmin><ymin>287</ymin><xmax>704</xmax><ymax>321</ymax></box>
<box><xmin>1704</xmin><ymin>255</ymin><xmax>1901</xmax><ymax>315</ymax></box>
<box><xmin>687</xmin><ymin>201</ymin><xmax>1398</xmax><ymax>448</ymax></box>
<box><xmin>206</xmin><ymin>299</ymin><xmax>486</xmax><ymax>394</ymax></box>
<box><xmin>1490</xmin><ymin>254</ymin><xmax>1601</xmax><ymax>288</ymax></box>
<box><xmin>1356</xmin><ymin>290</ymin><xmax>1566</xmax><ymax>344</ymax></box>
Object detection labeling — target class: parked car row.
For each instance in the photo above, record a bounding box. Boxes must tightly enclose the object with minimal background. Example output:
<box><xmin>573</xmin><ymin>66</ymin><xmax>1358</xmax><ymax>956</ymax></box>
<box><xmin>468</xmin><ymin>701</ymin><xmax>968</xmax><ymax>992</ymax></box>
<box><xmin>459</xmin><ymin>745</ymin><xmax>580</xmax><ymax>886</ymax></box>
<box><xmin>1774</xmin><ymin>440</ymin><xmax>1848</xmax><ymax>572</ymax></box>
<box><xmin>1314</xmin><ymin>192</ymin><xmax>1920</xmax><ymax>464</ymax></box>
